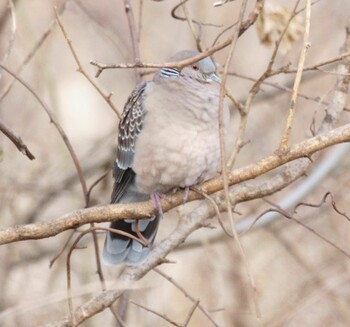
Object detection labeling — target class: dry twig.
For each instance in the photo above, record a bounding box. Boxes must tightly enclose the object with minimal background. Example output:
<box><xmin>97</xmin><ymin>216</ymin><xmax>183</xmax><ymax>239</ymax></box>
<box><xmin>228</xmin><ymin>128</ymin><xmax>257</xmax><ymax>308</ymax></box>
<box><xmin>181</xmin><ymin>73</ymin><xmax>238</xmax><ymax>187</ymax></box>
<box><xmin>54</xmin><ymin>8</ymin><xmax>121</xmax><ymax>117</ymax></box>
<box><xmin>123</xmin><ymin>0</ymin><xmax>142</xmax><ymax>83</ymax></box>
<box><xmin>0</xmin><ymin>119</ymin><xmax>35</xmax><ymax>160</ymax></box>
<box><xmin>0</xmin><ymin>64</ymin><xmax>88</xmax><ymax>204</ymax></box>
<box><xmin>0</xmin><ymin>1</ymin><xmax>68</xmax><ymax>102</ymax></box>
<box><xmin>0</xmin><ymin>0</ymin><xmax>16</xmax><ymax>71</ymax></box>
<box><xmin>154</xmin><ymin>268</ymin><xmax>221</xmax><ymax>327</ymax></box>
<box><xmin>279</xmin><ymin>0</ymin><xmax>311</xmax><ymax>150</ymax></box>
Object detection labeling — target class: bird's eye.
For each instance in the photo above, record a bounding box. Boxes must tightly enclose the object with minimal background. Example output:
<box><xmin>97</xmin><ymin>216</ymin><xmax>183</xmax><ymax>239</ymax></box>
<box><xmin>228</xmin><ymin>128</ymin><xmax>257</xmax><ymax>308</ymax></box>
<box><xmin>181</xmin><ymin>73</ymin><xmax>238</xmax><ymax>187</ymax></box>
<box><xmin>192</xmin><ymin>64</ymin><xmax>199</xmax><ymax>71</ymax></box>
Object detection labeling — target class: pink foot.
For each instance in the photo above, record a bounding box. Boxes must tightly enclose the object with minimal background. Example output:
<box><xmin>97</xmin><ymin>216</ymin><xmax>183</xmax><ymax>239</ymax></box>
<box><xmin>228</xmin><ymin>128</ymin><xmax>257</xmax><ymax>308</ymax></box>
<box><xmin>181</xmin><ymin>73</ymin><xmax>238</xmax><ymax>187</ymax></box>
<box><xmin>183</xmin><ymin>186</ymin><xmax>190</xmax><ymax>204</ymax></box>
<box><xmin>151</xmin><ymin>192</ymin><xmax>164</xmax><ymax>216</ymax></box>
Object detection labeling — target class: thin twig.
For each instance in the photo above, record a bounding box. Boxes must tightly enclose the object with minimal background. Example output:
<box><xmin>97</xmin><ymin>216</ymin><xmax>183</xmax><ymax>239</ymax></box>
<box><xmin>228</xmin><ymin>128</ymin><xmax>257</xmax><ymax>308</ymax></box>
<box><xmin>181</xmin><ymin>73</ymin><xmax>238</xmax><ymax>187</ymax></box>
<box><xmin>54</xmin><ymin>7</ymin><xmax>120</xmax><ymax>117</ymax></box>
<box><xmin>130</xmin><ymin>300</ymin><xmax>181</xmax><ymax>327</ymax></box>
<box><xmin>171</xmin><ymin>0</ymin><xmax>221</xmax><ymax>28</ymax></box>
<box><xmin>217</xmin><ymin>0</ymin><xmax>261</xmax><ymax>320</ymax></box>
<box><xmin>86</xmin><ymin>170</ymin><xmax>110</xmax><ymax>207</ymax></box>
<box><xmin>0</xmin><ymin>1</ymin><xmax>68</xmax><ymax>102</ymax></box>
<box><xmin>0</xmin><ymin>0</ymin><xmax>16</xmax><ymax>72</ymax></box>
<box><xmin>90</xmin><ymin>0</ymin><xmax>264</xmax><ymax>77</ymax></box>
<box><xmin>279</xmin><ymin>0</ymin><xmax>311</xmax><ymax>150</ymax></box>
<box><xmin>212</xmin><ymin>0</ymin><xmax>319</xmax><ymax>47</ymax></box>
<box><xmin>227</xmin><ymin>0</ymin><xmax>303</xmax><ymax>169</ymax></box>
<box><xmin>182</xmin><ymin>299</ymin><xmax>200</xmax><ymax>327</ymax></box>
<box><xmin>0</xmin><ymin>64</ymin><xmax>89</xmax><ymax>204</ymax></box>
<box><xmin>191</xmin><ymin>187</ymin><xmax>233</xmax><ymax>237</ymax></box>
<box><xmin>289</xmin><ymin>208</ymin><xmax>350</xmax><ymax>259</ymax></box>
<box><xmin>0</xmin><ymin>119</ymin><xmax>35</xmax><ymax>160</ymax></box>
<box><xmin>179</xmin><ymin>0</ymin><xmax>204</xmax><ymax>51</ymax></box>
<box><xmin>49</xmin><ymin>230</ymin><xmax>76</xmax><ymax>268</ymax></box>
<box><xmin>228</xmin><ymin>71</ymin><xmax>350</xmax><ymax>111</ymax></box>
<box><xmin>154</xmin><ymin>268</ymin><xmax>221</xmax><ymax>327</ymax></box>
<box><xmin>294</xmin><ymin>192</ymin><xmax>350</xmax><ymax>221</ymax></box>
<box><xmin>280</xmin><ymin>50</ymin><xmax>350</xmax><ymax>75</ymax></box>
<box><xmin>244</xmin><ymin>206</ymin><xmax>350</xmax><ymax>260</ymax></box>
<box><xmin>123</xmin><ymin>0</ymin><xmax>142</xmax><ymax>83</ymax></box>
<box><xmin>138</xmin><ymin>0</ymin><xmax>143</xmax><ymax>38</ymax></box>
<box><xmin>268</xmin><ymin>0</ymin><xmax>302</xmax><ymax>72</ymax></box>
<box><xmin>54</xmin><ymin>9</ymin><xmax>116</xmax><ymax>298</ymax></box>
<box><xmin>66</xmin><ymin>226</ymin><xmax>147</xmax><ymax>324</ymax></box>
<box><xmin>90</xmin><ymin>222</ymin><xmax>106</xmax><ymax>290</ymax></box>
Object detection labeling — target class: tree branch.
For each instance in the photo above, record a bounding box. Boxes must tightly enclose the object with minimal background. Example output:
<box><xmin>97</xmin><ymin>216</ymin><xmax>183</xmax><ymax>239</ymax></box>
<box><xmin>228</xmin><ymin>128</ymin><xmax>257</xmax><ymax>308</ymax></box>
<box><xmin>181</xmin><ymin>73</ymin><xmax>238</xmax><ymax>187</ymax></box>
<box><xmin>1</xmin><ymin>122</ymin><xmax>350</xmax><ymax>245</ymax></box>
<box><xmin>0</xmin><ymin>118</ymin><xmax>35</xmax><ymax>160</ymax></box>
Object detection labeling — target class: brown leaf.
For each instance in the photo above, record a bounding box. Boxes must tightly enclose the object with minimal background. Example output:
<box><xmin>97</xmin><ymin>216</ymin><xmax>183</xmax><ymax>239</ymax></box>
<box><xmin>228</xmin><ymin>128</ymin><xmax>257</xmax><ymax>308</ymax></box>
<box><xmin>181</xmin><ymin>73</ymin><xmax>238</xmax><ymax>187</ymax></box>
<box><xmin>256</xmin><ymin>2</ymin><xmax>304</xmax><ymax>54</ymax></box>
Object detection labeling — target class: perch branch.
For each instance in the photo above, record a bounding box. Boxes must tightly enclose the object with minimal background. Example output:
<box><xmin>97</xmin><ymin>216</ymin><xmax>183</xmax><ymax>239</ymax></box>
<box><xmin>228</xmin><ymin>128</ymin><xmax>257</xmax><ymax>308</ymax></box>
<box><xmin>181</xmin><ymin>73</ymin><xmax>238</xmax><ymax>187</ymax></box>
<box><xmin>1</xmin><ymin>122</ymin><xmax>350</xmax><ymax>245</ymax></box>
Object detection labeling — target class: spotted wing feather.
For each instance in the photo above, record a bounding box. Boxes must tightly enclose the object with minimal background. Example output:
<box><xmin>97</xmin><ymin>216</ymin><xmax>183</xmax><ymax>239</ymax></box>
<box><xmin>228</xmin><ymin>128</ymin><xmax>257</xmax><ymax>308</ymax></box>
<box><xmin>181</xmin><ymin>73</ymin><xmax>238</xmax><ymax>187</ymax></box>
<box><xmin>111</xmin><ymin>81</ymin><xmax>147</xmax><ymax>203</ymax></box>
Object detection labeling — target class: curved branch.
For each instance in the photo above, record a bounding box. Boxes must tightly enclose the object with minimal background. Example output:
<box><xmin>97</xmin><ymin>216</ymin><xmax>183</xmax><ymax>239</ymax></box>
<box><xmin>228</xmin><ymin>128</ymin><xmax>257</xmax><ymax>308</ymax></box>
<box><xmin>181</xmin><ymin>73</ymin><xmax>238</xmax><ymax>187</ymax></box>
<box><xmin>0</xmin><ymin>64</ymin><xmax>89</xmax><ymax>205</ymax></box>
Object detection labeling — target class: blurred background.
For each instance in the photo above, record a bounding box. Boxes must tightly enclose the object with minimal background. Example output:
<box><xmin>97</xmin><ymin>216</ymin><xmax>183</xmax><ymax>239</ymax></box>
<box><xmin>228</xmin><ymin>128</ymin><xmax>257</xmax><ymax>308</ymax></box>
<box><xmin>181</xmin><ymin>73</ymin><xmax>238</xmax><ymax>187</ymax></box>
<box><xmin>1</xmin><ymin>0</ymin><xmax>350</xmax><ymax>326</ymax></box>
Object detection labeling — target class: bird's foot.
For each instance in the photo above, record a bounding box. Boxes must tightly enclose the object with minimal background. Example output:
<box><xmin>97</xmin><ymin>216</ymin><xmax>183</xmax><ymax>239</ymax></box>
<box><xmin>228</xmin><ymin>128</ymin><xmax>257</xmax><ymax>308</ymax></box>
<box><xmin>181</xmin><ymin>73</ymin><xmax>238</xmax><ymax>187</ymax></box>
<box><xmin>151</xmin><ymin>192</ymin><xmax>165</xmax><ymax>216</ymax></box>
<box><xmin>183</xmin><ymin>186</ymin><xmax>190</xmax><ymax>204</ymax></box>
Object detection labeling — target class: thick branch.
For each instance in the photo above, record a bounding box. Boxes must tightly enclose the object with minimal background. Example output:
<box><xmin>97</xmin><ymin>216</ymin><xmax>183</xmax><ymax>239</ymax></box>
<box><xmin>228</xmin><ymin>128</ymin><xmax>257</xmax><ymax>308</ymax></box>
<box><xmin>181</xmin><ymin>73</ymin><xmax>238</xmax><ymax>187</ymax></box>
<box><xmin>1</xmin><ymin>123</ymin><xmax>350</xmax><ymax>245</ymax></box>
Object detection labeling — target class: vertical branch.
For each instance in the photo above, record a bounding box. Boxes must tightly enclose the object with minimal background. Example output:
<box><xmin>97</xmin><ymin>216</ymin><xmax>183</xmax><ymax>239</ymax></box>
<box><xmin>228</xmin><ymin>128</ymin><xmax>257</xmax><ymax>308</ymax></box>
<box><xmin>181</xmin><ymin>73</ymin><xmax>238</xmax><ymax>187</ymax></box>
<box><xmin>227</xmin><ymin>0</ymin><xmax>303</xmax><ymax>169</ymax></box>
<box><xmin>0</xmin><ymin>0</ymin><xmax>16</xmax><ymax>72</ymax></box>
<box><xmin>0</xmin><ymin>64</ymin><xmax>107</xmax><ymax>326</ymax></box>
<box><xmin>217</xmin><ymin>0</ymin><xmax>261</xmax><ymax>320</ymax></box>
<box><xmin>0</xmin><ymin>1</ymin><xmax>68</xmax><ymax>102</ymax></box>
<box><xmin>180</xmin><ymin>1</ymin><xmax>204</xmax><ymax>51</ymax></box>
<box><xmin>124</xmin><ymin>0</ymin><xmax>142</xmax><ymax>84</ymax></box>
<box><xmin>317</xmin><ymin>18</ymin><xmax>350</xmax><ymax>135</ymax></box>
<box><xmin>138</xmin><ymin>0</ymin><xmax>144</xmax><ymax>40</ymax></box>
<box><xmin>54</xmin><ymin>8</ymin><xmax>121</xmax><ymax>117</ymax></box>
<box><xmin>279</xmin><ymin>0</ymin><xmax>311</xmax><ymax>150</ymax></box>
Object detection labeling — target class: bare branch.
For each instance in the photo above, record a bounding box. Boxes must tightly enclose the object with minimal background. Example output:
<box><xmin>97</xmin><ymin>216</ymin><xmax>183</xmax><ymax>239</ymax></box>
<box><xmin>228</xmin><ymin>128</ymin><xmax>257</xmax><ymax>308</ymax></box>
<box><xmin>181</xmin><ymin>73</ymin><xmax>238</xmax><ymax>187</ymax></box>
<box><xmin>0</xmin><ymin>0</ymin><xmax>16</xmax><ymax>71</ymax></box>
<box><xmin>0</xmin><ymin>1</ymin><xmax>68</xmax><ymax>102</ymax></box>
<box><xmin>227</xmin><ymin>0</ymin><xmax>302</xmax><ymax>169</ymax></box>
<box><xmin>54</xmin><ymin>7</ymin><xmax>121</xmax><ymax>117</ymax></box>
<box><xmin>216</xmin><ymin>0</ymin><xmax>261</xmax><ymax>319</ymax></box>
<box><xmin>246</xmin><ymin>207</ymin><xmax>350</xmax><ymax>259</ymax></box>
<box><xmin>1</xmin><ymin>113</ymin><xmax>349</xmax><ymax>241</ymax></box>
<box><xmin>0</xmin><ymin>118</ymin><xmax>35</xmax><ymax>160</ymax></box>
<box><xmin>123</xmin><ymin>0</ymin><xmax>142</xmax><ymax>83</ymax></box>
<box><xmin>279</xmin><ymin>0</ymin><xmax>311</xmax><ymax>150</ymax></box>
<box><xmin>130</xmin><ymin>300</ymin><xmax>181</xmax><ymax>327</ymax></box>
<box><xmin>154</xmin><ymin>268</ymin><xmax>221</xmax><ymax>327</ymax></box>
<box><xmin>0</xmin><ymin>63</ymin><xmax>89</xmax><ymax>207</ymax></box>
<box><xmin>182</xmin><ymin>299</ymin><xmax>200</xmax><ymax>327</ymax></box>
<box><xmin>294</xmin><ymin>192</ymin><xmax>350</xmax><ymax>221</ymax></box>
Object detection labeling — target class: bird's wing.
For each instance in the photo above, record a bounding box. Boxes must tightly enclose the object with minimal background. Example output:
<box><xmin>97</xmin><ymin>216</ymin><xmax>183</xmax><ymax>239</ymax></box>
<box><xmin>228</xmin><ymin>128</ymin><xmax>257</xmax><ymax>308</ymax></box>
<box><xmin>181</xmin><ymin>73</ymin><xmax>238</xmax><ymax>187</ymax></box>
<box><xmin>111</xmin><ymin>81</ymin><xmax>147</xmax><ymax>203</ymax></box>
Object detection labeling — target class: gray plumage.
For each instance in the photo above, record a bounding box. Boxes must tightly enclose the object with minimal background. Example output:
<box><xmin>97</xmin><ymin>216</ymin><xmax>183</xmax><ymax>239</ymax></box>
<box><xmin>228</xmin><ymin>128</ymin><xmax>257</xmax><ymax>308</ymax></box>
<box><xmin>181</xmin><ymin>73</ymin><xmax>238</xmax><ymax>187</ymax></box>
<box><xmin>103</xmin><ymin>50</ymin><xmax>229</xmax><ymax>265</ymax></box>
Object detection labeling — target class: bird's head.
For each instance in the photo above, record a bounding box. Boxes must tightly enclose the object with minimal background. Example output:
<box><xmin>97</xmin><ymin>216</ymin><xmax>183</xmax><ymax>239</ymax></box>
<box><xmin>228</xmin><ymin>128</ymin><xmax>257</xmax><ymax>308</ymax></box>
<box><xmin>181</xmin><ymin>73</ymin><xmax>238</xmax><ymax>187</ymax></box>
<box><xmin>158</xmin><ymin>50</ymin><xmax>221</xmax><ymax>84</ymax></box>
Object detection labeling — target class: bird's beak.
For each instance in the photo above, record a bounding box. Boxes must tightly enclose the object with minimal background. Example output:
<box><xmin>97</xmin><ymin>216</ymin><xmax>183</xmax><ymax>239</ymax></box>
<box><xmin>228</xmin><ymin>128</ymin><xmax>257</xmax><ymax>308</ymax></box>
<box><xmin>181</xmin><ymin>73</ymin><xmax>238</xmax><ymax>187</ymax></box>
<box><xmin>206</xmin><ymin>72</ymin><xmax>221</xmax><ymax>83</ymax></box>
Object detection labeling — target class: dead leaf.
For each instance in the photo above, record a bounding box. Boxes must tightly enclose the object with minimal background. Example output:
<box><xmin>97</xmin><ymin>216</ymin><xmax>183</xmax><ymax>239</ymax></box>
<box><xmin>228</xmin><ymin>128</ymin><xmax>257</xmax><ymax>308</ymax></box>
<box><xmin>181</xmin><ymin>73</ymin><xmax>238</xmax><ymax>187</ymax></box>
<box><xmin>256</xmin><ymin>2</ymin><xmax>304</xmax><ymax>54</ymax></box>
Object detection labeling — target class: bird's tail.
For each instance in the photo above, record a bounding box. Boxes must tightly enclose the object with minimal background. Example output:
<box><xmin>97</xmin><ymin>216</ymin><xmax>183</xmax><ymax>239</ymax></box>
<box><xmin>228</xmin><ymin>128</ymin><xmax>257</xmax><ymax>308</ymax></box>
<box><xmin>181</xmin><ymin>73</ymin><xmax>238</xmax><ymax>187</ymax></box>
<box><xmin>103</xmin><ymin>215</ymin><xmax>160</xmax><ymax>265</ymax></box>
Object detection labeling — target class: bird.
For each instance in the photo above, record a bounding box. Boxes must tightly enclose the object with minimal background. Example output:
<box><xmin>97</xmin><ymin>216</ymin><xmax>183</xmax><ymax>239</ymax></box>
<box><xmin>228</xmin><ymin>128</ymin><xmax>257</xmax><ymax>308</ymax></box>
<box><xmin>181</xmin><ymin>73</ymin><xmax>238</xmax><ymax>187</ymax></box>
<box><xmin>103</xmin><ymin>50</ymin><xmax>230</xmax><ymax>265</ymax></box>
